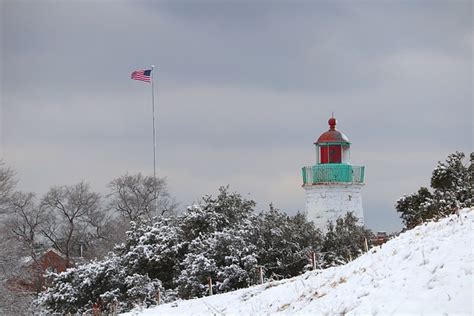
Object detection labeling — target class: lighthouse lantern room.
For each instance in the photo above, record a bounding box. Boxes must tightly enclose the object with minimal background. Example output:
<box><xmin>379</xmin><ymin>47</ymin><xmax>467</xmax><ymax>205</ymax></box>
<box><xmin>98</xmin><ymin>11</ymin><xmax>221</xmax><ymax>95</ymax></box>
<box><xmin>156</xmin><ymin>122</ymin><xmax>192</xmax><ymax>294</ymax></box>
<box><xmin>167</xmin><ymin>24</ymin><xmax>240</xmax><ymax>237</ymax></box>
<box><xmin>302</xmin><ymin>117</ymin><xmax>365</xmax><ymax>232</ymax></box>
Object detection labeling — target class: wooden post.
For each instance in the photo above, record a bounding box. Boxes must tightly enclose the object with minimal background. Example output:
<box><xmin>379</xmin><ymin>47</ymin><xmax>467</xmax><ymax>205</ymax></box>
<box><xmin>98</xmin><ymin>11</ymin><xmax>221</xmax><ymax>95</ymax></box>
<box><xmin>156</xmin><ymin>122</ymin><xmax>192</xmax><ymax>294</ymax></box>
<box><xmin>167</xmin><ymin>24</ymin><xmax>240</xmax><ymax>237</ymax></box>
<box><xmin>311</xmin><ymin>251</ymin><xmax>317</xmax><ymax>270</ymax></box>
<box><xmin>111</xmin><ymin>298</ymin><xmax>118</xmax><ymax>316</ymax></box>
<box><xmin>208</xmin><ymin>276</ymin><xmax>213</xmax><ymax>296</ymax></box>
<box><xmin>92</xmin><ymin>302</ymin><xmax>100</xmax><ymax>316</ymax></box>
<box><xmin>364</xmin><ymin>237</ymin><xmax>369</xmax><ymax>252</ymax></box>
<box><xmin>156</xmin><ymin>289</ymin><xmax>160</xmax><ymax>305</ymax></box>
<box><xmin>114</xmin><ymin>300</ymin><xmax>119</xmax><ymax>316</ymax></box>
<box><xmin>258</xmin><ymin>266</ymin><xmax>264</xmax><ymax>284</ymax></box>
<box><xmin>346</xmin><ymin>248</ymin><xmax>352</xmax><ymax>261</ymax></box>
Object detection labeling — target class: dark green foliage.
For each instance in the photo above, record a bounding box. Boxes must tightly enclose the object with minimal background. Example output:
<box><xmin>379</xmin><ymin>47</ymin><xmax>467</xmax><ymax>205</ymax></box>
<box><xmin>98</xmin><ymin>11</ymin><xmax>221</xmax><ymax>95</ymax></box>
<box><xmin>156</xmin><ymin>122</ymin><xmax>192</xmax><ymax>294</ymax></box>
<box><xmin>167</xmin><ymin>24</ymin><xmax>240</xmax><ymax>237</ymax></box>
<box><xmin>115</xmin><ymin>217</ymin><xmax>185</xmax><ymax>289</ymax></box>
<box><xmin>396</xmin><ymin>187</ymin><xmax>434</xmax><ymax>229</ymax></box>
<box><xmin>253</xmin><ymin>205</ymin><xmax>322</xmax><ymax>279</ymax></box>
<box><xmin>178</xmin><ymin>186</ymin><xmax>256</xmax><ymax>242</ymax></box>
<box><xmin>396</xmin><ymin>151</ymin><xmax>472</xmax><ymax>229</ymax></box>
<box><xmin>431</xmin><ymin>152</ymin><xmax>468</xmax><ymax>191</ymax></box>
<box><xmin>176</xmin><ymin>201</ymin><xmax>324</xmax><ymax>298</ymax></box>
<box><xmin>37</xmin><ymin>186</ymin><xmax>370</xmax><ymax>313</ymax></box>
<box><xmin>176</xmin><ymin>228</ymin><xmax>258</xmax><ymax>299</ymax></box>
<box><xmin>321</xmin><ymin>212</ymin><xmax>374</xmax><ymax>267</ymax></box>
<box><xmin>176</xmin><ymin>187</ymin><xmax>258</xmax><ymax>298</ymax></box>
<box><xmin>36</xmin><ymin>255</ymin><xmax>166</xmax><ymax>314</ymax></box>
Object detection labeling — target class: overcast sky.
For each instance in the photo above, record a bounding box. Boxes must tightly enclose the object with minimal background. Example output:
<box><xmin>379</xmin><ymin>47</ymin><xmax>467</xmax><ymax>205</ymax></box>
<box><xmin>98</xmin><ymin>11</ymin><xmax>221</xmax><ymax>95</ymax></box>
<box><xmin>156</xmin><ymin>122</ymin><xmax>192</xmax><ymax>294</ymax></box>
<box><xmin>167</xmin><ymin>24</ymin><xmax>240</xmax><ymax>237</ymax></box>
<box><xmin>1</xmin><ymin>0</ymin><xmax>472</xmax><ymax>232</ymax></box>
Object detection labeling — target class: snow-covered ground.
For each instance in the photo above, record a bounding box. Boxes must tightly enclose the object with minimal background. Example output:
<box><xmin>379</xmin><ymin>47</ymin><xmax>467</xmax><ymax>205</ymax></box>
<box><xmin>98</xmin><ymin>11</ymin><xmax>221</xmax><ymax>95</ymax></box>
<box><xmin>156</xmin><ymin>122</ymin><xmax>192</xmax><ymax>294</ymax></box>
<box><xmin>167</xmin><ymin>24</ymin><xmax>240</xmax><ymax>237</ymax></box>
<box><xmin>124</xmin><ymin>208</ymin><xmax>473</xmax><ymax>315</ymax></box>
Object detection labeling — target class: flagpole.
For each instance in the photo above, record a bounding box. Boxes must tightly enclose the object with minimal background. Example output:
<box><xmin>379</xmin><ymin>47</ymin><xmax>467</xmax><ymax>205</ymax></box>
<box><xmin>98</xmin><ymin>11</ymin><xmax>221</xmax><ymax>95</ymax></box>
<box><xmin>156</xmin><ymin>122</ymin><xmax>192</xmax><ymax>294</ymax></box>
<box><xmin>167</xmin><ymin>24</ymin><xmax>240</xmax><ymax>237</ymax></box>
<box><xmin>151</xmin><ymin>65</ymin><xmax>158</xmax><ymax>213</ymax></box>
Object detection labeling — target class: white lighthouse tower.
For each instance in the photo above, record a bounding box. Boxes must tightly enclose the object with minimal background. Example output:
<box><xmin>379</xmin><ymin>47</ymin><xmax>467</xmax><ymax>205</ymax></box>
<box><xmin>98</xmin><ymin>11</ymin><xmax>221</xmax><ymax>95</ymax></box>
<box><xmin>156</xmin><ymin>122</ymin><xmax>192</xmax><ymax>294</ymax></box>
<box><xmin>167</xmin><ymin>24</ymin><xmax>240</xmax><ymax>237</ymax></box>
<box><xmin>302</xmin><ymin>117</ymin><xmax>365</xmax><ymax>232</ymax></box>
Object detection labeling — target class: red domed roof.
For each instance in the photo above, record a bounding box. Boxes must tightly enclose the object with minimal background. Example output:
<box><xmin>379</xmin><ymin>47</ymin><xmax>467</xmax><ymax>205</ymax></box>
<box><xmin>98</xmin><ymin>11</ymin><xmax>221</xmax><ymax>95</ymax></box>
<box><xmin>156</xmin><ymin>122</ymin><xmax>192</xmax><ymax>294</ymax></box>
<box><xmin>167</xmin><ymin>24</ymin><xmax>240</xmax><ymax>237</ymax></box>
<box><xmin>315</xmin><ymin>117</ymin><xmax>350</xmax><ymax>145</ymax></box>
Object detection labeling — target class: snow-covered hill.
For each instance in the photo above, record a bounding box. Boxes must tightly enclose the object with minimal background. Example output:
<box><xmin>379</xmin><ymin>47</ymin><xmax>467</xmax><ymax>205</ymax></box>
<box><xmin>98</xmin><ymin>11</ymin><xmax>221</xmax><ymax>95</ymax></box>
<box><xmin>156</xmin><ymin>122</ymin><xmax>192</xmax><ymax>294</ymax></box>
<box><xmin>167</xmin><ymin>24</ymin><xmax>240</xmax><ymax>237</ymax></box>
<box><xmin>124</xmin><ymin>208</ymin><xmax>473</xmax><ymax>315</ymax></box>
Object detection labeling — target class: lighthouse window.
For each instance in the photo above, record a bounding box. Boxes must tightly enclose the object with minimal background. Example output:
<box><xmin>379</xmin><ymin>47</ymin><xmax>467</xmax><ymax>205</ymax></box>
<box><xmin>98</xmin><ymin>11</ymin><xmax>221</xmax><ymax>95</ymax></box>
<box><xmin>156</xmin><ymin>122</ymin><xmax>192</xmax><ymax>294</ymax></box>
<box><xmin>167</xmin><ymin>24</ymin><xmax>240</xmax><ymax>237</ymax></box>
<box><xmin>320</xmin><ymin>145</ymin><xmax>342</xmax><ymax>164</ymax></box>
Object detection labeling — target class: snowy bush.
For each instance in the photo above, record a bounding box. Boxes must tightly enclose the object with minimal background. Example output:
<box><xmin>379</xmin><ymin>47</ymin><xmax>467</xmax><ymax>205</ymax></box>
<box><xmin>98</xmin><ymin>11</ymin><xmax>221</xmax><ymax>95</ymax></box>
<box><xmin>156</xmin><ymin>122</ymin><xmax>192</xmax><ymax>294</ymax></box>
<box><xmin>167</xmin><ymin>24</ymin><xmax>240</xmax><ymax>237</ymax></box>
<box><xmin>175</xmin><ymin>187</ymin><xmax>259</xmax><ymax>298</ymax></box>
<box><xmin>36</xmin><ymin>186</ymin><xmax>370</xmax><ymax>312</ymax></box>
<box><xmin>178</xmin><ymin>186</ymin><xmax>256</xmax><ymax>242</ymax></box>
<box><xmin>116</xmin><ymin>217</ymin><xmax>185</xmax><ymax>289</ymax></box>
<box><xmin>176</xmin><ymin>200</ymin><xmax>326</xmax><ymax>298</ymax></box>
<box><xmin>176</xmin><ymin>228</ymin><xmax>258</xmax><ymax>298</ymax></box>
<box><xmin>396</xmin><ymin>151</ymin><xmax>472</xmax><ymax>229</ymax></box>
<box><xmin>320</xmin><ymin>212</ymin><xmax>373</xmax><ymax>268</ymax></box>
<box><xmin>253</xmin><ymin>206</ymin><xmax>323</xmax><ymax>278</ymax></box>
<box><xmin>35</xmin><ymin>253</ymin><xmax>168</xmax><ymax>313</ymax></box>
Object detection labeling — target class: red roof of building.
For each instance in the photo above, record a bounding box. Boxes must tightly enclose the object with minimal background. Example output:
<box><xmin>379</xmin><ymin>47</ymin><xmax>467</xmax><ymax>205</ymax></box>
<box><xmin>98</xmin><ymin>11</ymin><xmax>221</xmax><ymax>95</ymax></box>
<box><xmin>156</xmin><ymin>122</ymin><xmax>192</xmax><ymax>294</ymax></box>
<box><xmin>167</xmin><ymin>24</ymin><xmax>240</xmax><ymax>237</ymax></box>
<box><xmin>315</xmin><ymin>117</ymin><xmax>350</xmax><ymax>145</ymax></box>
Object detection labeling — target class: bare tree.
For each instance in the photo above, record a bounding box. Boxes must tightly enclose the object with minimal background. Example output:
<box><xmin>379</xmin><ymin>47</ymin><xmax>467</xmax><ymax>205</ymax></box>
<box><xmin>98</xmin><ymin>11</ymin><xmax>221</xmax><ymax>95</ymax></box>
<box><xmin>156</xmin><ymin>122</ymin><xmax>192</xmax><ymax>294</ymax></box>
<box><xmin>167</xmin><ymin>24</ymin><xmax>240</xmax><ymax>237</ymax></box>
<box><xmin>0</xmin><ymin>225</ymin><xmax>35</xmax><ymax>315</ymax></box>
<box><xmin>2</xmin><ymin>198</ymin><xmax>48</xmax><ymax>295</ymax></box>
<box><xmin>0</xmin><ymin>161</ymin><xmax>17</xmax><ymax>214</ymax></box>
<box><xmin>40</xmin><ymin>182</ymin><xmax>104</xmax><ymax>265</ymax></box>
<box><xmin>108</xmin><ymin>173</ymin><xmax>177</xmax><ymax>222</ymax></box>
<box><xmin>5</xmin><ymin>192</ymin><xmax>46</xmax><ymax>262</ymax></box>
<box><xmin>0</xmin><ymin>163</ymin><xmax>36</xmax><ymax>313</ymax></box>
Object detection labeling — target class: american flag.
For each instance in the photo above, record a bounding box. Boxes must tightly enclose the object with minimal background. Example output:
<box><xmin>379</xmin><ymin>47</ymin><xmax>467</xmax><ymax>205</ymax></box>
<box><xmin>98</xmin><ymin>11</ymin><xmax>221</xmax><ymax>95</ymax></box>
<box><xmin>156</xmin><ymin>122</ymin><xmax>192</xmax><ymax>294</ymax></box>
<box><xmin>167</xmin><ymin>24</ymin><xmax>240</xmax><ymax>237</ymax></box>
<box><xmin>131</xmin><ymin>69</ymin><xmax>152</xmax><ymax>82</ymax></box>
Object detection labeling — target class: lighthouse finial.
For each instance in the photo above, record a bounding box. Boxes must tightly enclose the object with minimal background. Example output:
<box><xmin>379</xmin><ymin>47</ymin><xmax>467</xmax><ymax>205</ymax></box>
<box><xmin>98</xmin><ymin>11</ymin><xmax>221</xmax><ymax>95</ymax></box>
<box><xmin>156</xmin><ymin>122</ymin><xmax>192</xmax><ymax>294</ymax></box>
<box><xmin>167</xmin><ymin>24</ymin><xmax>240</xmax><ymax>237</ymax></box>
<box><xmin>328</xmin><ymin>116</ymin><xmax>337</xmax><ymax>130</ymax></box>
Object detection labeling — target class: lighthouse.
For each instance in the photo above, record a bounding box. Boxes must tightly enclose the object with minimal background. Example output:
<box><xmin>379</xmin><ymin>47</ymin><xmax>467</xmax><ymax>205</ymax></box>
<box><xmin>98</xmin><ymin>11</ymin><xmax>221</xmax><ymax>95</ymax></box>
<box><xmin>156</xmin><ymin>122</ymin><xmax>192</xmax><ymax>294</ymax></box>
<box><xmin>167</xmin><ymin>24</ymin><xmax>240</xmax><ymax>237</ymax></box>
<box><xmin>302</xmin><ymin>117</ymin><xmax>365</xmax><ymax>232</ymax></box>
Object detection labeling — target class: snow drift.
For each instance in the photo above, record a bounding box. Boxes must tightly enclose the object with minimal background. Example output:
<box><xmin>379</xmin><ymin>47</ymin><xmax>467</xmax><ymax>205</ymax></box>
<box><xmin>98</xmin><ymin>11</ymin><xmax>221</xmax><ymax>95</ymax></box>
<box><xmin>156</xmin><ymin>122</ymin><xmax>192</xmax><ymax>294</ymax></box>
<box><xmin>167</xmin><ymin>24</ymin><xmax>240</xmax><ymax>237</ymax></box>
<box><xmin>124</xmin><ymin>208</ymin><xmax>473</xmax><ymax>315</ymax></box>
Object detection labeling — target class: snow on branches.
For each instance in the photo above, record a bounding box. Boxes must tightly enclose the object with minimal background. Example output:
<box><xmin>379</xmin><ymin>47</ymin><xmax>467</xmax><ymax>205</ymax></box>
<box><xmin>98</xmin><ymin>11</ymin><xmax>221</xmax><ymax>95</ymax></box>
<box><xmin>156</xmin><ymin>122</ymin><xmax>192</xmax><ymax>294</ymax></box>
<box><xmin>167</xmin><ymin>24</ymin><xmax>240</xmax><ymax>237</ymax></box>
<box><xmin>36</xmin><ymin>187</ymin><xmax>370</xmax><ymax>313</ymax></box>
<box><xmin>396</xmin><ymin>151</ymin><xmax>472</xmax><ymax>229</ymax></box>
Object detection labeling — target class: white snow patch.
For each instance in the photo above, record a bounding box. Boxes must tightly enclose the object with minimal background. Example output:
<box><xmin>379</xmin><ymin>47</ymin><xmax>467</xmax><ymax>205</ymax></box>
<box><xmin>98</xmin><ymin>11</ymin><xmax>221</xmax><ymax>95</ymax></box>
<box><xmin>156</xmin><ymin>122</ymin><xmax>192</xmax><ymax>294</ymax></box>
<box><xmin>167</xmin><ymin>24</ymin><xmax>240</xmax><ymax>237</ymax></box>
<box><xmin>123</xmin><ymin>208</ymin><xmax>473</xmax><ymax>315</ymax></box>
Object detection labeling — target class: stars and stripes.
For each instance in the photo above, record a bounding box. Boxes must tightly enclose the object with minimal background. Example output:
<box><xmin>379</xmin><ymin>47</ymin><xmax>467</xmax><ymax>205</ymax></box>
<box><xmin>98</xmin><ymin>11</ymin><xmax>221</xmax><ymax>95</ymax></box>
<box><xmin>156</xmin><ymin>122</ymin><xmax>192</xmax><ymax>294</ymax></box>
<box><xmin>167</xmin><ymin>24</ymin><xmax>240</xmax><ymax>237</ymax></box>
<box><xmin>131</xmin><ymin>69</ymin><xmax>152</xmax><ymax>82</ymax></box>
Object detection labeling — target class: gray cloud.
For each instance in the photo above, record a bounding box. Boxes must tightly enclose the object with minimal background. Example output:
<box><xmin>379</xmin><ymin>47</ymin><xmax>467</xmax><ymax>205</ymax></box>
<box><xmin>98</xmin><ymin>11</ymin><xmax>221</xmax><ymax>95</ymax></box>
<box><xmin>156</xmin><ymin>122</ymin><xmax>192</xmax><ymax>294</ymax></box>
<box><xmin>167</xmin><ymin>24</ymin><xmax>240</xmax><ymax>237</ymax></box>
<box><xmin>1</xmin><ymin>0</ymin><xmax>472</xmax><ymax>233</ymax></box>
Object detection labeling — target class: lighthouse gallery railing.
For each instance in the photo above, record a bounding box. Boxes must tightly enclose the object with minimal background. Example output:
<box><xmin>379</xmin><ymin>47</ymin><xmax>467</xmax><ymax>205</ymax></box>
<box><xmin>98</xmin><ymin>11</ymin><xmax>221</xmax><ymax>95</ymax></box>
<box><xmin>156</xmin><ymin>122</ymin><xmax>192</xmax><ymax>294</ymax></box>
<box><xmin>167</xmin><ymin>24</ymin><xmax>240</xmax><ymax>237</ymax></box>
<box><xmin>302</xmin><ymin>164</ymin><xmax>365</xmax><ymax>185</ymax></box>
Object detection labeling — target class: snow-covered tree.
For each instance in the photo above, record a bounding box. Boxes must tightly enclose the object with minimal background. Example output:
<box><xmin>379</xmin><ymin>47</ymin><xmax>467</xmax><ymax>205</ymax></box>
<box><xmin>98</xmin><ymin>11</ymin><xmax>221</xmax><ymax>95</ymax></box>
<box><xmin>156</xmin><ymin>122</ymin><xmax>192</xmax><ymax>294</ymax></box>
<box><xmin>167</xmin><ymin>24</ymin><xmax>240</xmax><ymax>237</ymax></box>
<box><xmin>396</xmin><ymin>187</ymin><xmax>434</xmax><ymax>229</ymax></box>
<box><xmin>116</xmin><ymin>217</ymin><xmax>185</xmax><ymax>289</ymax></box>
<box><xmin>0</xmin><ymin>225</ymin><xmax>36</xmax><ymax>314</ymax></box>
<box><xmin>253</xmin><ymin>205</ymin><xmax>322</xmax><ymax>279</ymax></box>
<box><xmin>396</xmin><ymin>151</ymin><xmax>472</xmax><ymax>229</ymax></box>
<box><xmin>35</xmin><ymin>253</ymin><xmax>171</xmax><ymax>314</ymax></box>
<box><xmin>178</xmin><ymin>186</ymin><xmax>256</xmax><ymax>242</ymax></box>
<box><xmin>321</xmin><ymin>212</ymin><xmax>373</xmax><ymax>268</ymax></box>
<box><xmin>0</xmin><ymin>163</ymin><xmax>37</xmax><ymax>313</ymax></box>
<box><xmin>0</xmin><ymin>161</ymin><xmax>16</xmax><ymax>214</ymax></box>
<box><xmin>430</xmin><ymin>151</ymin><xmax>471</xmax><ymax>214</ymax></box>
<box><xmin>176</xmin><ymin>228</ymin><xmax>258</xmax><ymax>298</ymax></box>
<box><xmin>36</xmin><ymin>186</ymin><xmax>332</xmax><ymax>312</ymax></box>
<box><xmin>176</xmin><ymin>196</ymin><xmax>323</xmax><ymax>298</ymax></box>
<box><xmin>35</xmin><ymin>216</ymin><xmax>182</xmax><ymax>314</ymax></box>
<box><xmin>175</xmin><ymin>187</ymin><xmax>258</xmax><ymax>298</ymax></box>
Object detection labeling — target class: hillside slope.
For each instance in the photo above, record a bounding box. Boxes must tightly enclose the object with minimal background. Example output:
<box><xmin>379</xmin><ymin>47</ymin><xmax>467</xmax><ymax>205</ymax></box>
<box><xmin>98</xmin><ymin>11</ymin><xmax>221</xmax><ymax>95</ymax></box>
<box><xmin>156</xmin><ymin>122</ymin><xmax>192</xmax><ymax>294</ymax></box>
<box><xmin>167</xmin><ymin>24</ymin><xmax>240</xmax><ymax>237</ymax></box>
<box><xmin>124</xmin><ymin>208</ymin><xmax>473</xmax><ymax>315</ymax></box>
